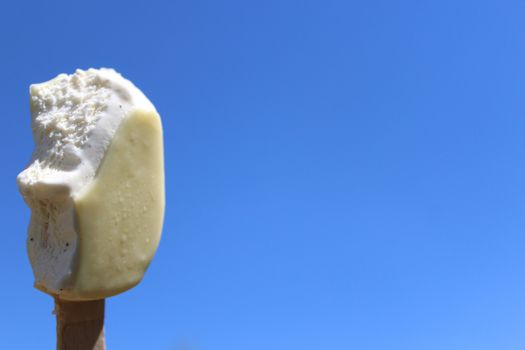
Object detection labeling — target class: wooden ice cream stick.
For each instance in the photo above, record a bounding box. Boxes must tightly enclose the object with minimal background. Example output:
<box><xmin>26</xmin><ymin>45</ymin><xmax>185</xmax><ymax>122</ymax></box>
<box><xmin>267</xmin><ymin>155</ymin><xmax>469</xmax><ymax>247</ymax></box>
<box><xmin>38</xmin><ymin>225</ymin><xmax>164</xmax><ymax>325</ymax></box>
<box><xmin>54</xmin><ymin>298</ymin><xmax>106</xmax><ymax>350</ymax></box>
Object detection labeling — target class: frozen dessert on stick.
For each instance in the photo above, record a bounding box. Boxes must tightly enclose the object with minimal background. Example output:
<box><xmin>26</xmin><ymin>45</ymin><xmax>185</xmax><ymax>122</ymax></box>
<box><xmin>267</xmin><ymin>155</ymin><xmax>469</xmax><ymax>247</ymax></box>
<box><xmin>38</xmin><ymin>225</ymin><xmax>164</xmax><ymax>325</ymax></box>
<box><xmin>17</xmin><ymin>68</ymin><xmax>165</xmax><ymax>301</ymax></box>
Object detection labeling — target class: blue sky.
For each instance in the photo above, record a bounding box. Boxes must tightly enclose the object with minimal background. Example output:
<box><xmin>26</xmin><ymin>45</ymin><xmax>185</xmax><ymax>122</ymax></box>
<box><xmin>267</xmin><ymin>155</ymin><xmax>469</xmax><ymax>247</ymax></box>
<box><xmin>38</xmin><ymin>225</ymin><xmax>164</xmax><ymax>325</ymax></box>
<box><xmin>2</xmin><ymin>0</ymin><xmax>525</xmax><ymax>349</ymax></box>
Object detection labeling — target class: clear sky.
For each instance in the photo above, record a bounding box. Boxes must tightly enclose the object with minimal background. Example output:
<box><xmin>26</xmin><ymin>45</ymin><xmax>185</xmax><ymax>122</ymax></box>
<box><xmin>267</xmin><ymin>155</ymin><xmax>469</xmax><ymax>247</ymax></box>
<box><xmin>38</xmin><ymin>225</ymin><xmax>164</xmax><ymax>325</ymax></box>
<box><xmin>1</xmin><ymin>0</ymin><xmax>525</xmax><ymax>349</ymax></box>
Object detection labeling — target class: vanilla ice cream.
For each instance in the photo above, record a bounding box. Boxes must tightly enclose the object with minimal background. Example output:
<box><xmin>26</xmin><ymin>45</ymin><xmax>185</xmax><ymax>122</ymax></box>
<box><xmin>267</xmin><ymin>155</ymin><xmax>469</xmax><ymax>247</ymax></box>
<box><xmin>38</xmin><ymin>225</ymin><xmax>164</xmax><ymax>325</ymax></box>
<box><xmin>17</xmin><ymin>68</ymin><xmax>165</xmax><ymax>300</ymax></box>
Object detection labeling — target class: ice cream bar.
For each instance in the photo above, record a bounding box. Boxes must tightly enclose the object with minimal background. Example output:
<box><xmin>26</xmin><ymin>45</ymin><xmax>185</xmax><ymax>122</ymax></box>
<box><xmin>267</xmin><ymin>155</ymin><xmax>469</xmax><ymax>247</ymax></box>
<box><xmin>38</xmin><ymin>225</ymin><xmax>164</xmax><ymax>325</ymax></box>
<box><xmin>17</xmin><ymin>68</ymin><xmax>165</xmax><ymax>301</ymax></box>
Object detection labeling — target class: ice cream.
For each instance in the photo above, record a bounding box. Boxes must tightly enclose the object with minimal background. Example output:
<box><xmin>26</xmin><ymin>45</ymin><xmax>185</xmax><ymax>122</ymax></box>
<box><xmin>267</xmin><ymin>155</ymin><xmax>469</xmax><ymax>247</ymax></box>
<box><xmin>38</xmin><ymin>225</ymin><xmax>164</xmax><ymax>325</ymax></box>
<box><xmin>17</xmin><ymin>68</ymin><xmax>165</xmax><ymax>300</ymax></box>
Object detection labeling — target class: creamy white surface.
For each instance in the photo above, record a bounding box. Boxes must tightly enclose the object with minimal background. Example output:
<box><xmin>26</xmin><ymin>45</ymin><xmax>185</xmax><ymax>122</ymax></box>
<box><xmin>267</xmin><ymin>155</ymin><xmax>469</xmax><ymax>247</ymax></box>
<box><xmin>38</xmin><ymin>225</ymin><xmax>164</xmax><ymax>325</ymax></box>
<box><xmin>17</xmin><ymin>68</ymin><xmax>159</xmax><ymax>296</ymax></box>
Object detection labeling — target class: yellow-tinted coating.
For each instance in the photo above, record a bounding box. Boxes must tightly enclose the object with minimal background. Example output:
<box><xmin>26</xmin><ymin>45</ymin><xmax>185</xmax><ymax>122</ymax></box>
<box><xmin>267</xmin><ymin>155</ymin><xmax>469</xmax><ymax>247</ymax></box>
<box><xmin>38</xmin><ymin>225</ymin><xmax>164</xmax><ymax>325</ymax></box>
<box><xmin>62</xmin><ymin>109</ymin><xmax>164</xmax><ymax>300</ymax></box>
